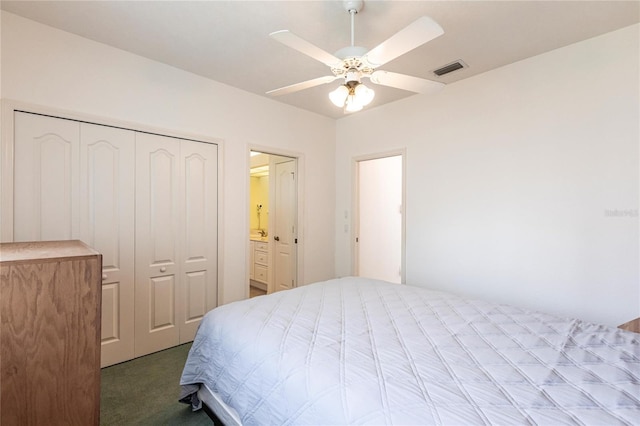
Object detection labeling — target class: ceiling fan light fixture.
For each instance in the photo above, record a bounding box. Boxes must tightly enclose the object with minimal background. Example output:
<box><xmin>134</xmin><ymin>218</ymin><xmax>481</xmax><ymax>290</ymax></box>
<box><xmin>330</xmin><ymin>82</ymin><xmax>374</xmax><ymax>111</ymax></box>
<box><xmin>345</xmin><ymin>94</ymin><xmax>363</xmax><ymax>113</ymax></box>
<box><xmin>329</xmin><ymin>85</ymin><xmax>350</xmax><ymax>107</ymax></box>
<box><xmin>331</xmin><ymin>82</ymin><xmax>374</xmax><ymax>111</ymax></box>
<box><xmin>354</xmin><ymin>83</ymin><xmax>374</xmax><ymax>106</ymax></box>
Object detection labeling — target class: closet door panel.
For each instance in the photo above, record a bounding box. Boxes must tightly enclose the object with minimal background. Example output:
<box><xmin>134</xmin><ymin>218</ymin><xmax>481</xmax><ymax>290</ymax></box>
<box><xmin>101</xmin><ymin>283</ymin><xmax>120</xmax><ymax>351</ymax></box>
<box><xmin>79</xmin><ymin>123</ymin><xmax>135</xmax><ymax>367</ymax></box>
<box><xmin>184</xmin><ymin>271</ymin><xmax>207</xmax><ymax>322</ymax></box>
<box><xmin>179</xmin><ymin>141</ymin><xmax>218</xmax><ymax>342</ymax></box>
<box><xmin>135</xmin><ymin>132</ymin><xmax>181</xmax><ymax>357</ymax></box>
<box><xmin>14</xmin><ymin>112</ymin><xmax>79</xmax><ymax>242</ymax></box>
<box><xmin>149</xmin><ymin>275</ymin><xmax>175</xmax><ymax>329</ymax></box>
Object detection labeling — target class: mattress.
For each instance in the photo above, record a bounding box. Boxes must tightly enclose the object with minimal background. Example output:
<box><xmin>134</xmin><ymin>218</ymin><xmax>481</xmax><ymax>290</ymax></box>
<box><xmin>179</xmin><ymin>277</ymin><xmax>640</xmax><ymax>425</ymax></box>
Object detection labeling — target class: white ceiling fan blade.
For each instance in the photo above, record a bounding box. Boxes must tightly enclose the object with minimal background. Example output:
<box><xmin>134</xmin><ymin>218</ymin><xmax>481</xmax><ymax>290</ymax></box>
<box><xmin>267</xmin><ymin>75</ymin><xmax>339</xmax><ymax>97</ymax></box>
<box><xmin>364</xmin><ymin>17</ymin><xmax>444</xmax><ymax>68</ymax></box>
<box><xmin>369</xmin><ymin>70</ymin><xmax>444</xmax><ymax>94</ymax></box>
<box><xmin>270</xmin><ymin>30</ymin><xmax>343</xmax><ymax>68</ymax></box>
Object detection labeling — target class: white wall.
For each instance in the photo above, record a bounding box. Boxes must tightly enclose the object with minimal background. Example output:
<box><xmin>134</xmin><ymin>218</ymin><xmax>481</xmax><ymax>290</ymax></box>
<box><xmin>336</xmin><ymin>24</ymin><xmax>640</xmax><ymax>327</ymax></box>
<box><xmin>0</xmin><ymin>11</ymin><xmax>337</xmax><ymax>303</ymax></box>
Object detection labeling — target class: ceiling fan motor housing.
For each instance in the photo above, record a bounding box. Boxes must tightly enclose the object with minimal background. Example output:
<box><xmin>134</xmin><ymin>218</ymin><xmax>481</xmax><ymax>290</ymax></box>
<box><xmin>333</xmin><ymin>44</ymin><xmax>373</xmax><ymax>80</ymax></box>
<box><xmin>345</xmin><ymin>69</ymin><xmax>361</xmax><ymax>85</ymax></box>
<box><xmin>334</xmin><ymin>45</ymin><xmax>368</xmax><ymax>60</ymax></box>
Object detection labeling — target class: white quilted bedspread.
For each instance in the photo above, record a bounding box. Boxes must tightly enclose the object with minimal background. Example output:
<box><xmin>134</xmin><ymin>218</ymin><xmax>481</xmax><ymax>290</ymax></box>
<box><xmin>180</xmin><ymin>277</ymin><xmax>640</xmax><ymax>425</ymax></box>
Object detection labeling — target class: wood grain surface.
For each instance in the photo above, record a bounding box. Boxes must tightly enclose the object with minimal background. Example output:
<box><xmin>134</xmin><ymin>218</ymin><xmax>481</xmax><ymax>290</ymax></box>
<box><xmin>619</xmin><ymin>317</ymin><xmax>640</xmax><ymax>334</ymax></box>
<box><xmin>1</xmin><ymin>241</ymin><xmax>102</xmax><ymax>425</ymax></box>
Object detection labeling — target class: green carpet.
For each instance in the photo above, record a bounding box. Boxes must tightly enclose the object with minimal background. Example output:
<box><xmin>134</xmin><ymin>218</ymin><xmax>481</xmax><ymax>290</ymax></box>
<box><xmin>100</xmin><ymin>343</ymin><xmax>211</xmax><ymax>425</ymax></box>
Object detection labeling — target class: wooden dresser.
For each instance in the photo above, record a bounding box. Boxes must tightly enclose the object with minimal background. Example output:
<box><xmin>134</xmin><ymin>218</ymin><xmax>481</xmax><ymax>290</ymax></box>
<box><xmin>0</xmin><ymin>240</ymin><xmax>102</xmax><ymax>425</ymax></box>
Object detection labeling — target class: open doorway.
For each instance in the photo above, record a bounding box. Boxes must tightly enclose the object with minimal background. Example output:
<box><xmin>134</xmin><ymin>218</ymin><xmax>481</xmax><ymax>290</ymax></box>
<box><xmin>354</xmin><ymin>153</ymin><xmax>405</xmax><ymax>283</ymax></box>
<box><xmin>249</xmin><ymin>151</ymin><xmax>299</xmax><ymax>297</ymax></box>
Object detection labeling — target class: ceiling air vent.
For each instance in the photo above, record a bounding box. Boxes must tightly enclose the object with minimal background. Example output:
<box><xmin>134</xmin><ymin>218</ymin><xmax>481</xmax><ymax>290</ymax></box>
<box><xmin>433</xmin><ymin>60</ymin><xmax>467</xmax><ymax>77</ymax></box>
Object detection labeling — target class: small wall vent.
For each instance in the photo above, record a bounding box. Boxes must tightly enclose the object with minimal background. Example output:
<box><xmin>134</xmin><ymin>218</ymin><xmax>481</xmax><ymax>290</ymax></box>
<box><xmin>433</xmin><ymin>60</ymin><xmax>467</xmax><ymax>77</ymax></box>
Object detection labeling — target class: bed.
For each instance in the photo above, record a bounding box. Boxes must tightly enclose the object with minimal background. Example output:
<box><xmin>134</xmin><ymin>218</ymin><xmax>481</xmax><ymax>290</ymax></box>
<box><xmin>179</xmin><ymin>277</ymin><xmax>640</xmax><ymax>425</ymax></box>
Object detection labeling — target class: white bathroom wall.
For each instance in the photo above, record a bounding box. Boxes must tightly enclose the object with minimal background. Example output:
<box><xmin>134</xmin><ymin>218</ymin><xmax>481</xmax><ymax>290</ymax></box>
<box><xmin>0</xmin><ymin>11</ymin><xmax>337</xmax><ymax>303</ymax></box>
<box><xmin>336</xmin><ymin>24</ymin><xmax>640</xmax><ymax>327</ymax></box>
<box><xmin>250</xmin><ymin>175</ymin><xmax>270</xmax><ymax>231</ymax></box>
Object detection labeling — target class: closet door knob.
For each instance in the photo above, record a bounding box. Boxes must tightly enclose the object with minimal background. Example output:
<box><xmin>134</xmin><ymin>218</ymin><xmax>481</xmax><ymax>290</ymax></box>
<box><xmin>102</xmin><ymin>274</ymin><xmax>107</xmax><ymax>280</ymax></box>
<box><xmin>160</xmin><ymin>267</ymin><xmax>167</xmax><ymax>273</ymax></box>
<box><xmin>274</xmin><ymin>236</ymin><xmax>280</xmax><ymax>241</ymax></box>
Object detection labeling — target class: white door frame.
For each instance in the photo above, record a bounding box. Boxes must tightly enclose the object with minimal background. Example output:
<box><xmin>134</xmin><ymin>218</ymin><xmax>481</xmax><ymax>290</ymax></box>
<box><xmin>247</xmin><ymin>146</ymin><xmax>304</xmax><ymax>297</ymax></box>
<box><xmin>352</xmin><ymin>149</ymin><xmax>406</xmax><ymax>283</ymax></box>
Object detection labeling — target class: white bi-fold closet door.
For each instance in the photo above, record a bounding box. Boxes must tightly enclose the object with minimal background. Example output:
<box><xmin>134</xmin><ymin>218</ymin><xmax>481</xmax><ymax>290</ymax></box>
<box><xmin>13</xmin><ymin>113</ymin><xmax>136</xmax><ymax>367</ymax></box>
<box><xmin>13</xmin><ymin>111</ymin><xmax>218</xmax><ymax>367</ymax></box>
<box><xmin>134</xmin><ymin>132</ymin><xmax>218</xmax><ymax>357</ymax></box>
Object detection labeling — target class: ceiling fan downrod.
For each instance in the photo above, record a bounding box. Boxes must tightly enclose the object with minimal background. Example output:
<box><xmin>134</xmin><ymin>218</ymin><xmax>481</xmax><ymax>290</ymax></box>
<box><xmin>344</xmin><ymin>0</ymin><xmax>363</xmax><ymax>47</ymax></box>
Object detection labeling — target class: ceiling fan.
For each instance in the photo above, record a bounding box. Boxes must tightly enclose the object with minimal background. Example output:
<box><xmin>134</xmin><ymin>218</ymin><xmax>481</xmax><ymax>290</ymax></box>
<box><xmin>266</xmin><ymin>0</ymin><xmax>445</xmax><ymax>113</ymax></box>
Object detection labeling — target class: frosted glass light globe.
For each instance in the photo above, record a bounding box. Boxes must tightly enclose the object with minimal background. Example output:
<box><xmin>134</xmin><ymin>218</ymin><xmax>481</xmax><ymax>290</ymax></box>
<box><xmin>329</xmin><ymin>85</ymin><xmax>349</xmax><ymax>107</ymax></box>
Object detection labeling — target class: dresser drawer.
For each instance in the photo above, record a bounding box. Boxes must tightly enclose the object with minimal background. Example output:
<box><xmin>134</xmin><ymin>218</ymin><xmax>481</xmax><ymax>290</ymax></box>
<box><xmin>255</xmin><ymin>241</ymin><xmax>269</xmax><ymax>252</ymax></box>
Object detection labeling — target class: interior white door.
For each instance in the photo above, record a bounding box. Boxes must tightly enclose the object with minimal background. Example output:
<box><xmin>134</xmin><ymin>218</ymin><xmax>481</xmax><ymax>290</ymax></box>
<box><xmin>179</xmin><ymin>140</ymin><xmax>218</xmax><ymax>343</ymax></box>
<box><xmin>79</xmin><ymin>123</ymin><xmax>135</xmax><ymax>367</ymax></box>
<box><xmin>356</xmin><ymin>155</ymin><xmax>403</xmax><ymax>283</ymax></box>
<box><xmin>272</xmin><ymin>159</ymin><xmax>297</xmax><ymax>292</ymax></box>
<box><xmin>13</xmin><ymin>112</ymin><xmax>79</xmax><ymax>242</ymax></box>
<box><xmin>135</xmin><ymin>132</ymin><xmax>181</xmax><ymax>357</ymax></box>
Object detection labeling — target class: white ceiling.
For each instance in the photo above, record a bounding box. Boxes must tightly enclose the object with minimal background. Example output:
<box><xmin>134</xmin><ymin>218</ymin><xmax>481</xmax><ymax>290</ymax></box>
<box><xmin>2</xmin><ymin>1</ymin><xmax>639</xmax><ymax>119</ymax></box>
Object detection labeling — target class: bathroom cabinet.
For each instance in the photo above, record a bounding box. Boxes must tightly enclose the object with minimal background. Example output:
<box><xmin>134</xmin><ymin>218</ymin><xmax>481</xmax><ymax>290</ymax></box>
<box><xmin>252</xmin><ymin>240</ymin><xmax>269</xmax><ymax>288</ymax></box>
